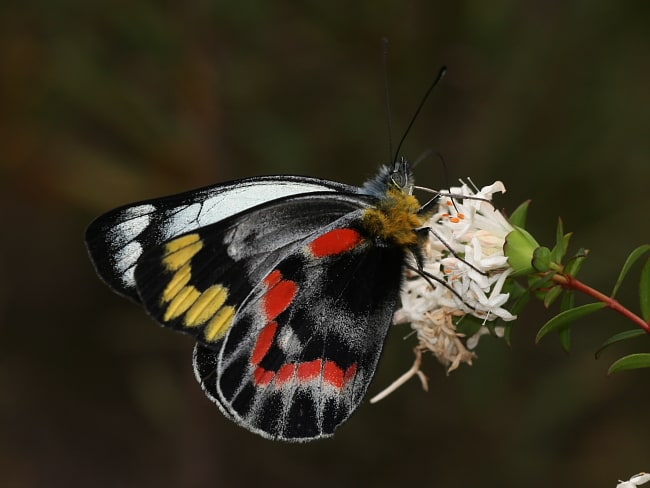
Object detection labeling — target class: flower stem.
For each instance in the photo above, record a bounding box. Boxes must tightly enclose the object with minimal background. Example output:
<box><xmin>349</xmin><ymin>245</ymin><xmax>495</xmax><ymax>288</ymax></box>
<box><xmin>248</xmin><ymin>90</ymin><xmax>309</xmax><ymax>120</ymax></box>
<box><xmin>369</xmin><ymin>349</ymin><xmax>428</xmax><ymax>403</ymax></box>
<box><xmin>553</xmin><ymin>273</ymin><xmax>650</xmax><ymax>333</ymax></box>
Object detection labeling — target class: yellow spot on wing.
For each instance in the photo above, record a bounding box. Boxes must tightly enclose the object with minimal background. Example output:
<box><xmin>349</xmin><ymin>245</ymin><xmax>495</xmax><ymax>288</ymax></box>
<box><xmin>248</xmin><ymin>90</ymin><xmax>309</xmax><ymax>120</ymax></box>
<box><xmin>163</xmin><ymin>263</ymin><xmax>192</xmax><ymax>302</ymax></box>
<box><xmin>184</xmin><ymin>284</ymin><xmax>229</xmax><ymax>327</ymax></box>
<box><xmin>164</xmin><ymin>285</ymin><xmax>200</xmax><ymax>321</ymax></box>
<box><xmin>156</xmin><ymin>232</ymin><xmax>236</xmax><ymax>340</ymax></box>
<box><xmin>166</xmin><ymin>233</ymin><xmax>201</xmax><ymax>252</ymax></box>
<box><xmin>163</xmin><ymin>234</ymin><xmax>203</xmax><ymax>272</ymax></box>
<box><xmin>204</xmin><ymin>306</ymin><xmax>236</xmax><ymax>342</ymax></box>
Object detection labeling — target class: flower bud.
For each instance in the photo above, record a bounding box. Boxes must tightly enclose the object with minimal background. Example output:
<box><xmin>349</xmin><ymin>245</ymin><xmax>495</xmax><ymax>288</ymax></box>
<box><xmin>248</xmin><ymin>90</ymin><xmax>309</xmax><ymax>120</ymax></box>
<box><xmin>504</xmin><ymin>226</ymin><xmax>541</xmax><ymax>276</ymax></box>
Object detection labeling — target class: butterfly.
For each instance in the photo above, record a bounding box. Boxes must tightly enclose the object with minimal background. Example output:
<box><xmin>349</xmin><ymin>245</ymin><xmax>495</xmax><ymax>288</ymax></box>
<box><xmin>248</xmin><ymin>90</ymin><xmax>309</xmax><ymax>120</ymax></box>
<box><xmin>85</xmin><ymin>158</ymin><xmax>438</xmax><ymax>441</ymax></box>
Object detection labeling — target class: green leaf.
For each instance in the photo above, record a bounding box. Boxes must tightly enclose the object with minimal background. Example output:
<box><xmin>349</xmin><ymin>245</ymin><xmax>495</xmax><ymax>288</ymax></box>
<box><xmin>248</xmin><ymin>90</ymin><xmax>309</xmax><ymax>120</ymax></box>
<box><xmin>640</xmin><ymin>257</ymin><xmax>650</xmax><ymax>321</ymax></box>
<box><xmin>564</xmin><ymin>248</ymin><xmax>589</xmax><ymax>277</ymax></box>
<box><xmin>552</xmin><ymin>233</ymin><xmax>572</xmax><ymax>265</ymax></box>
<box><xmin>560</xmin><ymin>291</ymin><xmax>575</xmax><ymax>312</ymax></box>
<box><xmin>535</xmin><ymin>302</ymin><xmax>606</xmax><ymax>343</ymax></box>
<box><xmin>608</xmin><ymin>353</ymin><xmax>650</xmax><ymax>374</ymax></box>
<box><xmin>528</xmin><ymin>273</ymin><xmax>554</xmax><ymax>291</ymax></box>
<box><xmin>502</xmin><ymin>278</ymin><xmax>526</xmax><ymax>297</ymax></box>
<box><xmin>532</xmin><ymin>246</ymin><xmax>552</xmax><ymax>272</ymax></box>
<box><xmin>558</xmin><ymin>327</ymin><xmax>571</xmax><ymax>352</ymax></box>
<box><xmin>503</xmin><ymin>322</ymin><xmax>515</xmax><ymax>346</ymax></box>
<box><xmin>557</xmin><ymin>293</ymin><xmax>575</xmax><ymax>352</ymax></box>
<box><xmin>506</xmin><ymin>282</ymin><xmax>530</xmax><ymax>316</ymax></box>
<box><xmin>543</xmin><ymin>285</ymin><xmax>563</xmax><ymax>308</ymax></box>
<box><xmin>508</xmin><ymin>200</ymin><xmax>530</xmax><ymax>228</ymax></box>
<box><xmin>550</xmin><ymin>219</ymin><xmax>567</xmax><ymax>263</ymax></box>
<box><xmin>595</xmin><ymin>329</ymin><xmax>646</xmax><ymax>359</ymax></box>
<box><xmin>611</xmin><ymin>244</ymin><xmax>650</xmax><ymax>298</ymax></box>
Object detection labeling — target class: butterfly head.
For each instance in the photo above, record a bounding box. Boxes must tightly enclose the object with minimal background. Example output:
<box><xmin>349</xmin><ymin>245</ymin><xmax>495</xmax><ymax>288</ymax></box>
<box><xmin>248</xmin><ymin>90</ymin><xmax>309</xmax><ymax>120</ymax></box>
<box><xmin>361</xmin><ymin>157</ymin><xmax>414</xmax><ymax>199</ymax></box>
<box><xmin>388</xmin><ymin>158</ymin><xmax>415</xmax><ymax>194</ymax></box>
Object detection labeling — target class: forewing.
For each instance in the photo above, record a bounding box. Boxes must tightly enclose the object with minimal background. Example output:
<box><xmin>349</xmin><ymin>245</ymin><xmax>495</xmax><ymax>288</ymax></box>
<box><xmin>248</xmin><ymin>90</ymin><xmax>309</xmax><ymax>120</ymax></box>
<box><xmin>85</xmin><ymin>176</ymin><xmax>358</xmax><ymax>301</ymax></box>
<box><xmin>132</xmin><ymin>193</ymin><xmax>374</xmax><ymax>349</ymax></box>
<box><xmin>193</xmin><ymin>221</ymin><xmax>406</xmax><ymax>441</ymax></box>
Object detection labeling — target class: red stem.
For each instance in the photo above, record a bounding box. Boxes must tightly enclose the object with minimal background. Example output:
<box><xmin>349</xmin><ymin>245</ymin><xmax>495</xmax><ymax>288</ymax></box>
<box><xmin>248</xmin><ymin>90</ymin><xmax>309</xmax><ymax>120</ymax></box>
<box><xmin>553</xmin><ymin>274</ymin><xmax>650</xmax><ymax>334</ymax></box>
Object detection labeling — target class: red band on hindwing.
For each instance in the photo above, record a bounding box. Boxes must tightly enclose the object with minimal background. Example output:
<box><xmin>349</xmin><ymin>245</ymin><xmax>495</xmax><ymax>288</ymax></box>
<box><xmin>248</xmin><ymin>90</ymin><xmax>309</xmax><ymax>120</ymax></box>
<box><xmin>252</xmin><ymin>360</ymin><xmax>358</xmax><ymax>389</ymax></box>
<box><xmin>344</xmin><ymin>363</ymin><xmax>357</xmax><ymax>383</ymax></box>
<box><xmin>253</xmin><ymin>367</ymin><xmax>275</xmax><ymax>386</ymax></box>
<box><xmin>297</xmin><ymin>359</ymin><xmax>322</xmax><ymax>382</ymax></box>
<box><xmin>275</xmin><ymin>363</ymin><xmax>296</xmax><ymax>387</ymax></box>
<box><xmin>275</xmin><ymin>363</ymin><xmax>297</xmax><ymax>385</ymax></box>
<box><xmin>308</xmin><ymin>228</ymin><xmax>364</xmax><ymax>258</ymax></box>
<box><xmin>323</xmin><ymin>361</ymin><xmax>358</xmax><ymax>388</ymax></box>
<box><xmin>323</xmin><ymin>360</ymin><xmax>344</xmax><ymax>389</ymax></box>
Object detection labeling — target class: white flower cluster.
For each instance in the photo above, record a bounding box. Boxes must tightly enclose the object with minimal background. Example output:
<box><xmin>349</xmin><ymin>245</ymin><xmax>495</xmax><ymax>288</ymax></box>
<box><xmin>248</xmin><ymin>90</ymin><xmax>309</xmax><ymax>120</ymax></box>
<box><xmin>617</xmin><ymin>473</ymin><xmax>650</xmax><ymax>488</ymax></box>
<box><xmin>372</xmin><ymin>181</ymin><xmax>516</xmax><ymax>403</ymax></box>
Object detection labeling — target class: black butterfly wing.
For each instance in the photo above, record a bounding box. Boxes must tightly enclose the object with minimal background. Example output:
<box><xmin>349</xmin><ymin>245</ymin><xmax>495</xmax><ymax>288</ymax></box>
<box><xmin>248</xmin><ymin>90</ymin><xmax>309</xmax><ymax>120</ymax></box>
<box><xmin>85</xmin><ymin>176</ymin><xmax>358</xmax><ymax>302</ymax></box>
<box><xmin>193</xmin><ymin>216</ymin><xmax>406</xmax><ymax>441</ymax></box>
<box><xmin>133</xmin><ymin>192</ymin><xmax>407</xmax><ymax>441</ymax></box>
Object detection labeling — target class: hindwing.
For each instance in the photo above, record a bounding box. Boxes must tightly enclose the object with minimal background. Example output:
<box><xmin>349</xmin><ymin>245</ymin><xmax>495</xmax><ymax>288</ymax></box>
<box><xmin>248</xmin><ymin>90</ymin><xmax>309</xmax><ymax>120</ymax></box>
<box><xmin>194</xmin><ymin>220</ymin><xmax>406</xmax><ymax>441</ymax></box>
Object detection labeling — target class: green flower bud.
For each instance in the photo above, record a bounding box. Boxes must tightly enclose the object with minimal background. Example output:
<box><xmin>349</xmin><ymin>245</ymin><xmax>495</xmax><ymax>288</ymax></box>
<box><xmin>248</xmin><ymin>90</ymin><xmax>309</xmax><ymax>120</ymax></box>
<box><xmin>504</xmin><ymin>226</ymin><xmax>541</xmax><ymax>276</ymax></box>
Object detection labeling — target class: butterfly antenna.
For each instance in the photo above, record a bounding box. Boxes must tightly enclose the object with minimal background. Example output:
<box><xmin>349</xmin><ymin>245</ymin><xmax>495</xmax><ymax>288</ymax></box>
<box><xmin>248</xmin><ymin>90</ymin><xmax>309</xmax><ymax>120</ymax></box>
<box><xmin>393</xmin><ymin>66</ymin><xmax>447</xmax><ymax>164</ymax></box>
<box><xmin>411</xmin><ymin>148</ymin><xmax>434</xmax><ymax>169</ymax></box>
<box><xmin>435</xmin><ymin>150</ymin><xmax>451</xmax><ymax>188</ymax></box>
<box><xmin>435</xmin><ymin>149</ymin><xmax>466</xmax><ymax>209</ymax></box>
<box><xmin>381</xmin><ymin>37</ymin><xmax>394</xmax><ymax>164</ymax></box>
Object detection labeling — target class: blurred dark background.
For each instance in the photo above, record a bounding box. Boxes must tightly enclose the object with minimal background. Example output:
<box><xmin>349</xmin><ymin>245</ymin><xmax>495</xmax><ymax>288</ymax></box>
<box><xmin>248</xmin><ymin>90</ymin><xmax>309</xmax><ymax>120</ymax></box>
<box><xmin>2</xmin><ymin>2</ymin><xmax>649</xmax><ymax>487</ymax></box>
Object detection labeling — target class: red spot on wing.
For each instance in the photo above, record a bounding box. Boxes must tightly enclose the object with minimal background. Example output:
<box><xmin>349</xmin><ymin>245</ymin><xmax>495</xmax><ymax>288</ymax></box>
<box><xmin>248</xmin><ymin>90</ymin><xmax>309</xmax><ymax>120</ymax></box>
<box><xmin>263</xmin><ymin>279</ymin><xmax>298</xmax><ymax>321</ymax></box>
<box><xmin>275</xmin><ymin>363</ymin><xmax>296</xmax><ymax>386</ymax></box>
<box><xmin>323</xmin><ymin>360</ymin><xmax>345</xmax><ymax>388</ymax></box>
<box><xmin>297</xmin><ymin>359</ymin><xmax>322</xmax><ymax>382</ymax></box>
<box><xmin>308</xmin><ymin>228</ymin><xmax>364</xmax><ymax>258</ymax></box>
<box><xmin>344</xmin><ymin>364</ymin><xmax>357</xmax><ymax>384</ymax></box>
<box><xmin>264</xmin><ymin>269</ymin><xmax>282</xmax><ymax>288</ymax></box>
<box><xmin>253</xmin><ymin>366</ymin><xmax>275</xmax><ymax>386</ymax></box>
<box><xmin>251</xmin><ymin>321</ymin><xmax>278</xmax><ymax>366</ymax></box>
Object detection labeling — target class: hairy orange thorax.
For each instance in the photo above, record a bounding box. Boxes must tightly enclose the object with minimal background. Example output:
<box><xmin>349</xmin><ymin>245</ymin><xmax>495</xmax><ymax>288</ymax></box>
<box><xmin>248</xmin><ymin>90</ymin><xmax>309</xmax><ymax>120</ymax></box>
<box><xmin>361</xmin><ymin>186</ymin><xmax>425</xmax><ymax>246</ymax></box>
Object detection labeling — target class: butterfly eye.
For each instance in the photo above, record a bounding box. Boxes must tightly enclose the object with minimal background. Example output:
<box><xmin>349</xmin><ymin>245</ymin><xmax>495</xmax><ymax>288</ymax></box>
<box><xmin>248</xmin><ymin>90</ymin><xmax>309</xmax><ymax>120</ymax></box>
<box><xmin>391</xmin><ymin>172</ymin><xmax>405</xmax><ymax>188</ymax></box>
<box><xmin>390</xmin><ymin>160</ymin><xmax>411</xmax><ymax>190</ymax></box>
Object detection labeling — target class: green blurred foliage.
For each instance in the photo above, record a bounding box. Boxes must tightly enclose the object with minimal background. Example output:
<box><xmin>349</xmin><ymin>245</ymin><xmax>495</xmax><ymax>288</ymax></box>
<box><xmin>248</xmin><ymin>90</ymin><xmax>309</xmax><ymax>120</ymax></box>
<box><xmin>1</xmin><ymin>1</ymin><xmax>649</xmax><ymax>487</ymax></box>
